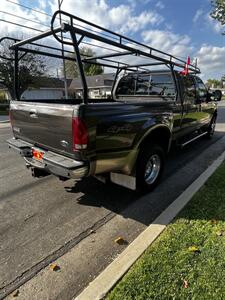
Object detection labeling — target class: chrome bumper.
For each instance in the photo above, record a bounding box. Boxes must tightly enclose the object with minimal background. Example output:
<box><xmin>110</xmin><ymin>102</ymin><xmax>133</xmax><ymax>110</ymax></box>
<box><xmin>7</xmin><ymin>138</ymin><xmax>88</xmax><ymax>179</ymax></box>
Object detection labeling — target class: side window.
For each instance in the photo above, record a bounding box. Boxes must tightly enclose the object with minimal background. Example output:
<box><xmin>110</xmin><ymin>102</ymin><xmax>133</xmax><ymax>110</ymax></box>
<box><xmin>182</xmin><ymin>76</ymin><xmax>196</xmax><ymax>102</ymax></box>
<box><xmin>195</xmin><ymin>77</ymin><xmax>208</xmax><ymax>102</ymax></box>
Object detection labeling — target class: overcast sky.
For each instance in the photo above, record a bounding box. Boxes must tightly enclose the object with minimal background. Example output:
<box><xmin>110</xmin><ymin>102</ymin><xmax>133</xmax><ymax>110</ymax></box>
<box><xmin>0</xmin><ymin>0</ymin><xmax>224</xmax><ymax>80</ymax></box>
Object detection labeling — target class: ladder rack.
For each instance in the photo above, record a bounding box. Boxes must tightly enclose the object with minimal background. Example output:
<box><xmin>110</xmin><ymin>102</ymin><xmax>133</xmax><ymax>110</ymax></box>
<box><xmin>4</xmin><ymin>10</ymin><xmax>200</xmax><ymax>102</ymax></box>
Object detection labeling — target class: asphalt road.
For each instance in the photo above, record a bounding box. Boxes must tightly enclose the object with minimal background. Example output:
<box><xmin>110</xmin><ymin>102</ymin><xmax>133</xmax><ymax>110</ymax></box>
<box><xmin>1</xmin><ymin>102</ymin><xmax>225</xmax><ymax>299</ymax></box>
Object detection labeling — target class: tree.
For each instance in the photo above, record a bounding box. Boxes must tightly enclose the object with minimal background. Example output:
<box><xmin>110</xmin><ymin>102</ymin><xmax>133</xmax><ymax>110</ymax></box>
<box><xmin>0</xmin><ymin>38</ymin><xmax>46</xmax><ymax>97</ymax></box>
<box><xmin>210</xmin><ymin>0</ymin><xmax>225</xmax><ymax>34</ymax></box>
<box><xmin>222</xmin><ymin>75</ymin><xmax>225</xmax><ymax>87</ymax></box>
<box><xmin>206</xmin><ymin>78</ymin><xmax>222</xmax><ymax>88</ymax></box>
<box><xmin>64</xmin><ymin>47</ymin><xmax>103</xmax><ymax>78</ymax></box>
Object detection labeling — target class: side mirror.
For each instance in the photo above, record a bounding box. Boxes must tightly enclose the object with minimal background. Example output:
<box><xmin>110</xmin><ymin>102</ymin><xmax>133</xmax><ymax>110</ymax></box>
<box><xmin>213</xmin><ymin>90</ymin><xmax>222</xmax><ymax>101</ymax></box>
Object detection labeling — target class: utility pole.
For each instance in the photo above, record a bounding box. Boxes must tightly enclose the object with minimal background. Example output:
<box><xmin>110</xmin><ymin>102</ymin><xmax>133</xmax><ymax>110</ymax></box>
<box><xmin>58</xmin><ymin>0</ymin><xmax>68</xmax><ymax>99</ymax></box>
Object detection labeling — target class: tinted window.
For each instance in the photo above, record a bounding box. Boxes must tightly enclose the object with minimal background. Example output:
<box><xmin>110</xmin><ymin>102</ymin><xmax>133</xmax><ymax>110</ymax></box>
<box><xmin>117</xmin><ymin>73</ymin><xmax>175</xmax><ymax>98</ymax></box>
<box><xmin>195</xmin><ymin>77</ymin><xmax>208</xmax><ymax>101</ymax></box>
<box><xmin>136</xmin><ymin>75</ymin><xmax>150</xmax><ymax>95</ymax></box>
<box><xmin>182</xmin><ymin>76</ymin><xmax>196</xmax><ymax>101</ymax></box>
<box><xmin>148</xmin><ymin>74</ymin><xmax>175</xmax><ymax>97</ymax></box>
<box><xmin>116</xmin><ymin>74</ymin><xmax>136</xmax><ymax>95</ymax></box>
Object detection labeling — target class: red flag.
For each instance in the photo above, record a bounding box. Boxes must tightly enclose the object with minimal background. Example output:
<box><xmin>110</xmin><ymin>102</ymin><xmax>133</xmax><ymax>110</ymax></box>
<box><xmin>180</xmin><ymin>56</ymin><xmax>190</xmax><ymax>75</ymax></box>
<box><xmin>187</xmin><ymin>56</ymin><xmax>190</xmax><ymax>65</ymax></box>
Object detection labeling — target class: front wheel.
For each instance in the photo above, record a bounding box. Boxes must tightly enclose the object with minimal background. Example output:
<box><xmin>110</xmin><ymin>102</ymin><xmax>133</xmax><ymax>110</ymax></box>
<box><xmin>137</xmin><ymin>144</ymin><xmax>165</xmax><ymax>192</ymax></box>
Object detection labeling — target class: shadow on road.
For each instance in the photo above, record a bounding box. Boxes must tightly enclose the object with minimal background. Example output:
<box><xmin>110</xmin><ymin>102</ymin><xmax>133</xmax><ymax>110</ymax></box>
<box><xmin>65</xmin><ymin>176</ymin><xmax>140</xmax><ymax>213</ymax></box>
<box><xmin>64</xmin><ymin>131</ymin><xmax>225</xmax><ymax>226</ymax></box>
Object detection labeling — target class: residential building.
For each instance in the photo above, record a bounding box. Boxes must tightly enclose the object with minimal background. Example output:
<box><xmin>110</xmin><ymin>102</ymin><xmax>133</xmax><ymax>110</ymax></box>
<box><xmin>69</xmin><ymin>73</ymin><xmax>115</xmax><ymax>99</ymax></box>
<box><xmin>21</xmin><ymin>77</ymin><xmax>72</xmax><ymax>100</ymax></box>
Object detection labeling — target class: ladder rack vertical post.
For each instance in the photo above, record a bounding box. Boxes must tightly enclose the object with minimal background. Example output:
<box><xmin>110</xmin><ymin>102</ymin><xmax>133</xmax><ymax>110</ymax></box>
<box><xmin>58</xmin><ymin>0</ymin><xmax>69</xmax><ymax>99</ymax></box>
<box><xmin>14</xmin><ymin>49</ymin><xmax>19</xmax><ymax>100</ymax></box>
<box><xmin>69</xmin><ymin>30</ymin><xmax>88</xmax><ymax>103</ymax></box>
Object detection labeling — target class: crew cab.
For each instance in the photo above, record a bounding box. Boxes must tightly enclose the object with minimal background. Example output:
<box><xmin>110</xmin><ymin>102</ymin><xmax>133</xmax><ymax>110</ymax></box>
<box><xmin>5</xmin><ymin>10</ymin><xmax>222</xmax><ymax>191</ymax></box>
<box><xmin>7</xmin><ymin>70</ymin><xmax>221</xmax><ymax>190</ymax></box>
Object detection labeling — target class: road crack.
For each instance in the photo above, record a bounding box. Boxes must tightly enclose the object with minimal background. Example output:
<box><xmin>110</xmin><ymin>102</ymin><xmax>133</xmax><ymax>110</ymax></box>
<box><xmin>0</xmin><ymin>211</ymin><xmax>115</xmax><ymax>299</ymax></box>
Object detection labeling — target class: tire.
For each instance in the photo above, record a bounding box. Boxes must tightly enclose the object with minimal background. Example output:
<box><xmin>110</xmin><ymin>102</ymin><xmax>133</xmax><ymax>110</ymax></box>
<box><xmin>206</xmin><ymin>115</ymin><xmax>217</xmax><ymax>139</ymax></box>
<box><xmin>136</xmin><ymin>144</ymin><xmax>165</xmax><ymax>192</ymax></box>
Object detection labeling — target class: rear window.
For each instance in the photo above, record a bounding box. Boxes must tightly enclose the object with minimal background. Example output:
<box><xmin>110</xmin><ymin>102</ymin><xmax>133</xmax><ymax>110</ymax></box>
<box><xmin>116</xmin><ymin>73</ymin><xmax>176</xmax><ymax>98</ymax></box>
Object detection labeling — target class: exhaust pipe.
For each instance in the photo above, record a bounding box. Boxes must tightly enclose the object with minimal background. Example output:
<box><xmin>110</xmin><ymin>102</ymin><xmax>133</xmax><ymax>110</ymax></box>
<box><xmin>58</xmin><ymin>176</ymin><xmax>69</xmax><ymax>182</ymax></box>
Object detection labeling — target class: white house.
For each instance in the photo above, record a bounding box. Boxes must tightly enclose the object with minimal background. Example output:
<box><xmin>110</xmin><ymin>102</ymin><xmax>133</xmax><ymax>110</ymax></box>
<box><xmin>21</xmin><ymin>88</ymin><xmax>64</xmax><ymax>100</ymax></box>
<box><xmin>69</xmin><ymin>73</ymin><xmax>115</xmax><ymax>99</ymax></box>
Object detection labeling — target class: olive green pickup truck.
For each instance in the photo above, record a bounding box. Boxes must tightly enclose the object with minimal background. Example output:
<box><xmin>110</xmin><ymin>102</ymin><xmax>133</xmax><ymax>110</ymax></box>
<box><xmin>7</xmin><ymin>70</ymin><xmax>221</xmax><ymax>190</ymax></box>
<box><xmin>5</xmin><ymin>10</ymin><xmax>222</xmax><ymax>191</ymax></box>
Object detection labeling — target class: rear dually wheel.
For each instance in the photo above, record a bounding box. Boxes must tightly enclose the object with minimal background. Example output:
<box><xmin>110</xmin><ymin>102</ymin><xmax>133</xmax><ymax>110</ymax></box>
<box><xmin>206</xmin><ymin>114</ymin><xmax>217</xmax><ymax>139</ymax></box>
<box><xmin>137</xmin><ymin>144</ymin><xmax>165</xmax><ymax>192</ymax></box>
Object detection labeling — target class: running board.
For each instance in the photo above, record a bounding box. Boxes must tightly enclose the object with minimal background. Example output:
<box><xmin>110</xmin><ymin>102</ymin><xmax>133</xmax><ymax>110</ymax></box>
<box><xmin>180</xmin><ymin>132</ymin><xmax>207</xmax><ymax>148</ymax></box>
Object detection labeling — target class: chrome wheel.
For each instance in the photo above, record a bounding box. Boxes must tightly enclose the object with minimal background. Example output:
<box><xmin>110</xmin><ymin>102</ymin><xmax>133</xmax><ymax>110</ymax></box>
<box><xmin>209</xmin><ymin>118</ymin><xmax>216</xmax><ymax>137</ymax></box>
<box><xmin>206</xmin><ymin>116</ymin><xmax>217</xmax><ymax>139</ymax></box>
<box><xmin>144</xmin><ymin>154</ymin><xmax>161</xmax><ymax>185</ymax></box>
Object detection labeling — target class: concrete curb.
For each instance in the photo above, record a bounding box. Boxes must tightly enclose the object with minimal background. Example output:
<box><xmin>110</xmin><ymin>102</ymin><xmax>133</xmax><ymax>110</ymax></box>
<box><xmin>75</xmin><ymin>146</ymin><xmax>225</xmax><ymax>300</ymax></box>
<box><xmin>0</xmin><ymin>123</ymin><xmax>10</xmax><ymax>128</ymax></box>
<box><xmin>0</xmin><ymin>122</ymin><xmax>10</xmax><ymax>128</ymax></box>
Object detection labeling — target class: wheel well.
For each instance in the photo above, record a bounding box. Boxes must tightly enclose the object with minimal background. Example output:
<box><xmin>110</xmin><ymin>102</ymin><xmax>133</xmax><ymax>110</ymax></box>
<box><xmin>138</xmin><ymin>127</ymin><xmax>171</xmax><ymax>154</ymax></box>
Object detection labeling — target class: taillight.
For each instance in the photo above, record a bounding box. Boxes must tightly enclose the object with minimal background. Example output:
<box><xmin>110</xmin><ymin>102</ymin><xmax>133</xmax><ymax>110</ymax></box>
<box><xmin>72</xmin><ymin>117</ymin><xmax>88</xmax><ymax>151</ymax></box>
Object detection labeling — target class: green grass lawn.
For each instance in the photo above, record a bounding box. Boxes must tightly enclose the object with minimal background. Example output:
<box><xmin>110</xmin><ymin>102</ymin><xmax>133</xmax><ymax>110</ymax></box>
<box><xmin>107</xmin><ymin>162</ymin><xmax>225</xmax><ymax>300</ymax></box>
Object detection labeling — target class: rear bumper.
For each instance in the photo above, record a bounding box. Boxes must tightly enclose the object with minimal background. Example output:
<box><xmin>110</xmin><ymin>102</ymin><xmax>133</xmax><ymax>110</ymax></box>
<box><xmin>7</xmin><ymin>138</ymin><xmax>88</xmax><ymax>179</ymax></box>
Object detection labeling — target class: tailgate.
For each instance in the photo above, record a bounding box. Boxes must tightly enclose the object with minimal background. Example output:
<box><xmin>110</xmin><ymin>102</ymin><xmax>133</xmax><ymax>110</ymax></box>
<box><xmin>10</xmin><ymin>101</ymin><xmax>77</xmax><ymax>158</ymax></box>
